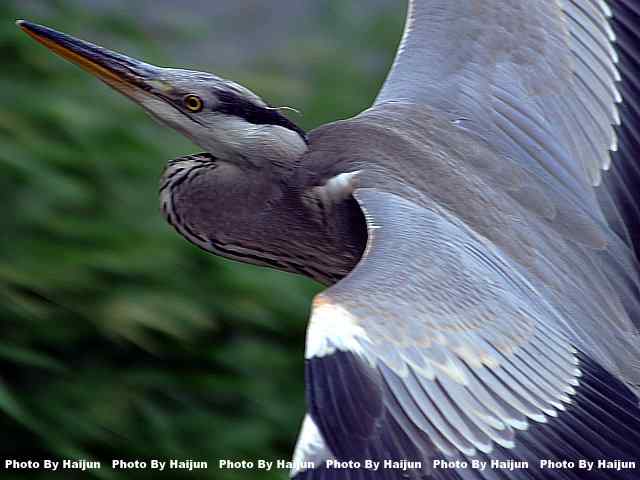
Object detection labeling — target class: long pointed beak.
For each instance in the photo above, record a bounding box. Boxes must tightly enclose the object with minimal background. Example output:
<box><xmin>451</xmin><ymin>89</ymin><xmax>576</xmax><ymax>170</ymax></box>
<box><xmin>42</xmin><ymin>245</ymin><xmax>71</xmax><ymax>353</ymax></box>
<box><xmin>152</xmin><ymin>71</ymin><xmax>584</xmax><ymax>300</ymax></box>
<box><xmin>16</xmin><ymin>20</ymin><xmax>160</xmax><ymax>96</ymax></box>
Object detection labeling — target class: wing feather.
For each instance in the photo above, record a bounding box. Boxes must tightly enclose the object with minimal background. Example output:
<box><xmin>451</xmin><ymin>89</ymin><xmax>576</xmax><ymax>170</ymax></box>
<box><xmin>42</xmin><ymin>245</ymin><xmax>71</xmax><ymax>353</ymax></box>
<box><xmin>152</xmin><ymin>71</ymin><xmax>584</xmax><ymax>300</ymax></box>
<box><xmin>293</xmin><ymin>1</ymin><xmax>640</xmax><ymax>477</ymax></box>
<box><xmin>376</xmin><ymin>0</ymin><xmax>640</xmax><ymax>255</ymax></box>
<box><xmin>291</xmin><ymin>186</ymin><xmax>640</xmax><ymax>478</ymax></box>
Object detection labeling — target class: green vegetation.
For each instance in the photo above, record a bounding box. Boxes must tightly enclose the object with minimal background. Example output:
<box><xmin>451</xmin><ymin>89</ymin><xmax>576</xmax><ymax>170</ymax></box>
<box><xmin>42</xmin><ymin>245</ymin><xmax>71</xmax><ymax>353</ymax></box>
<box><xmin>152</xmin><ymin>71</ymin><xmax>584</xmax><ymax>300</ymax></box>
<box><xmin>0</xmin><ymin>1</ymin><xmax>400</xmax><ymax>478</ymax></box>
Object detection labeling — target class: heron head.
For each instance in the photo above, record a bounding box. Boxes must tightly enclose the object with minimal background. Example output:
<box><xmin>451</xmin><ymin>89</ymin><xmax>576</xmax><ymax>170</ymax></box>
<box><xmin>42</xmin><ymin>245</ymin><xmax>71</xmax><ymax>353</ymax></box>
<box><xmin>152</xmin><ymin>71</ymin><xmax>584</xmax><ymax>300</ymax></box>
<box><xmin>17</xmin><ymin>20</ymin><xmax>308</xmax><ymax>166</ymax></box>
<box><xmin>17</xmin><ymin>20</ymin><xmax>364</xmax><ymax>284</ymax></box>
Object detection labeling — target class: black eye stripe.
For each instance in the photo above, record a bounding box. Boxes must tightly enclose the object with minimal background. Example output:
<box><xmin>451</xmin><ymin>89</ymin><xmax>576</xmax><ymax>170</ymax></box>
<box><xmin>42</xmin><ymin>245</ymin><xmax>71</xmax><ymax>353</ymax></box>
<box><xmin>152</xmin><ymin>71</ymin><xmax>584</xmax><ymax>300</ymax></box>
<box><xmin>215</xmin><ymin>90</ymin><xmax>307</xmax><ymax>143</ymax></box>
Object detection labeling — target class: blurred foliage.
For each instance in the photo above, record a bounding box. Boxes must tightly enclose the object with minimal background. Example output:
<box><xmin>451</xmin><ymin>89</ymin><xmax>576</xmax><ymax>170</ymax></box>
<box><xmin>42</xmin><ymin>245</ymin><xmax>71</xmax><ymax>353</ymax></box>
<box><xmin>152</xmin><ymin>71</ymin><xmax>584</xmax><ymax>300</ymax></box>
<box><xmin>0</xmin><ymin>0</ymin><xmax>400</xmax><ymax>478</ymax></box>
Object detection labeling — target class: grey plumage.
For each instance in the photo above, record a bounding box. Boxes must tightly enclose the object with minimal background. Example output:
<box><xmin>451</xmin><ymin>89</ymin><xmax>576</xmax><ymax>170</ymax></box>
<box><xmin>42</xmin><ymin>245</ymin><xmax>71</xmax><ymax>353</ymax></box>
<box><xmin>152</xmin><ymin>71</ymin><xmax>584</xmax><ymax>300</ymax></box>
<box><xmin>17</xmin><ymin>1</ymin><xmax>640</xmax><ymax>478</ymax></box>
<box><xmin>160</xmin><ymin>152</ymin><xmax>365</xmax><ymax>284</ymax></box>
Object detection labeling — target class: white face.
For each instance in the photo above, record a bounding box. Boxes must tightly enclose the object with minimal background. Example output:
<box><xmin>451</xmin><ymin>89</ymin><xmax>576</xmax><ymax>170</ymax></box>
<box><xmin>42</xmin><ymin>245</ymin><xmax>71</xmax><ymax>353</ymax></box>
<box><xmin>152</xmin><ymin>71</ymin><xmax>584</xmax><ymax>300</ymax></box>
<box><xmin>134</xmin><ymin>91</ymin><xmax>189</xmax><ymax>130</ymax></box>
<box><xmin>131</xmin><ymin>69</ymin><xmax>308</xmax><ymax>164</ymax></box>
<box><xmin>192</xmin><ymin>116</ymin><xmax>308</xmax><ymax>164</ymax></box>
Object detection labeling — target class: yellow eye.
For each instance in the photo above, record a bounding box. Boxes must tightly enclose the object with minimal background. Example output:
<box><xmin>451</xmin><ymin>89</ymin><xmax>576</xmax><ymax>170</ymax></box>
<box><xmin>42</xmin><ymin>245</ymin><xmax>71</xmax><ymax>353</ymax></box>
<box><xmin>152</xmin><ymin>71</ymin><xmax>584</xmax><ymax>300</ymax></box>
<box><xmin>183</xmin><ymin>94</ymin><xmax>203</xmax><ymax>112</ymax></box>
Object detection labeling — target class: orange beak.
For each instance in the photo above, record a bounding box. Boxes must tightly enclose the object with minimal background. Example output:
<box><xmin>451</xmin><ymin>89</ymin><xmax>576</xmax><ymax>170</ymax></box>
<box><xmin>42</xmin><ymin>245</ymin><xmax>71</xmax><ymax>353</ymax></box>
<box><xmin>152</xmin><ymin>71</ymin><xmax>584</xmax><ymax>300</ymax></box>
<box><xmin>17</xmin><ymin>20</ymin><xmax>158</xmax><ymax>94</ymax></box>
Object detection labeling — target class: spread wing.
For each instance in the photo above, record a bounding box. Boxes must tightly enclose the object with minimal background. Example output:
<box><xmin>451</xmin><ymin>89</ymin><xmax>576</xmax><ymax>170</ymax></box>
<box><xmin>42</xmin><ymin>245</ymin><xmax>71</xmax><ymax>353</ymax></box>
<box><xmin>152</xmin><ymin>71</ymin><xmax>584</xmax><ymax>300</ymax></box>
<box><xmin>290</xmin><ymin>1</ymin><xmax>640</xmax><ymax>478</ymax></box>
<box><xmin>292</xmin><ymin>187</ymin><xmax>640</xmax><ymax>480</ymax></box>
<box><xmin>377</xmin><ymin>0</ymin><xmax>640</xmax><ymax>256</ymax></box>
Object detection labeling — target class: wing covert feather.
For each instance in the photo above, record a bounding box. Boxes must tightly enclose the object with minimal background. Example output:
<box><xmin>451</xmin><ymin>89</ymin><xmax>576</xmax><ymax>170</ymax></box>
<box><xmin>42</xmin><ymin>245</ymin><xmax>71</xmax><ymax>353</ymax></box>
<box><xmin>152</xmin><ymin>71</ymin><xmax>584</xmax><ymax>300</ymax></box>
<box><xmin>293</xmin><ymin>188</ymin><xmax>640</xmax><ymax>479</ymax></box>
<box><xmin>376</xmin><ymin>0</ymin><xmax>640</xmax><ymax>255</ymax></box>
<box><xmin>292</xmin><ymin>1</ymin><xmax>640</xmax><ymax>477</ymax></box>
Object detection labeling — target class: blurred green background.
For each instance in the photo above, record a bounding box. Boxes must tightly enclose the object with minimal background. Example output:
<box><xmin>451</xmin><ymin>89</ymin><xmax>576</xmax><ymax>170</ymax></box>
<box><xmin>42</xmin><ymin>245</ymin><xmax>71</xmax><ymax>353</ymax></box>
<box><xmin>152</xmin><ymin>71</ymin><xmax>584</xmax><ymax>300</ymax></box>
<box><xmin>0</xmin><ymin>0</ymin><xmax>401</xmax><ymax>478</ymax></box>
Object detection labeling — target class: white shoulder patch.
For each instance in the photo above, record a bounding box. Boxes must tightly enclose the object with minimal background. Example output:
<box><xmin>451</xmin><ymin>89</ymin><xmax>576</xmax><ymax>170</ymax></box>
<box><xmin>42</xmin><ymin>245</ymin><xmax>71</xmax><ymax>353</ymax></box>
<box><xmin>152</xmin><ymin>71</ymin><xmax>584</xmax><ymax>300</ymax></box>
<box><xmin>313</xmin><ymin>171</ymin><xmax>361</xmax><ymax>209</ymax></box>
<box><xmin>305</xmin><ymin>296</ymin><xmax>369</xmax><ymax>359</ymax></box>
<box><xmin>290</xmin><ymin>414</ymin><xmax>332</xmax><ymax>477</ymax></box>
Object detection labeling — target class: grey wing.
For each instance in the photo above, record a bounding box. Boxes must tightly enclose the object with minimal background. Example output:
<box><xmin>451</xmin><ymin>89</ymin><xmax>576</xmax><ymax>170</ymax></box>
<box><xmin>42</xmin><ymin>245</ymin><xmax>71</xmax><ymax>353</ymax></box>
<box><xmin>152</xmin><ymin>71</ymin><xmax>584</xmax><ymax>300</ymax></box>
<box><xmin>377</xmin><ymin>0</ymin><xmax>640</xmax><ymax>254</ymax></box>
<box><xmin>291</xmin><ymin>187</ymin><xmax>640</xmax><ymax>480</ymax></box>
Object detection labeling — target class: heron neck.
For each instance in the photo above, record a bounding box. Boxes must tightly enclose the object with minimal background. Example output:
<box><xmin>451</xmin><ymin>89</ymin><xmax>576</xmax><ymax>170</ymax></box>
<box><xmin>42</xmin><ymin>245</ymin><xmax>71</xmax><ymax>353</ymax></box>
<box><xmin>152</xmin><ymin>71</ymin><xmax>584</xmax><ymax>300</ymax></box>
<box><xmin>257</xmin><ymin>185</ymin><xmax>367</xmax><ymax>285</ymax></box>
<box><xmin>198</xmin><ymin>122</ymin><xmax>308</xmax><ymax>170</ymax></box>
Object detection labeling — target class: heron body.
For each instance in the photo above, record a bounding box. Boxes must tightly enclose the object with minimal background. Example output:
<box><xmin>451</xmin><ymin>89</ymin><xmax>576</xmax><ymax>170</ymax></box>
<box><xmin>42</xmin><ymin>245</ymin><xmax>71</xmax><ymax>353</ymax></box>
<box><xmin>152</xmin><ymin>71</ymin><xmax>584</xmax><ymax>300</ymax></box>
<box><xmin>18</xmin><ymin>1</ymin><xmax>640</xmax><ymax>478</ymax></box>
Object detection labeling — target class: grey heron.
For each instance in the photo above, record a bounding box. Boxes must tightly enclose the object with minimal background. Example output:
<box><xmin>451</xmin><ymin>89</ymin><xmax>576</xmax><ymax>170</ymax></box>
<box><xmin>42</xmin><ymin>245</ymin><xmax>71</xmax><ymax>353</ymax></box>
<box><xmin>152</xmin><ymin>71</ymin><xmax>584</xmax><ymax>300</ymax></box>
<box><xmin>17</xmin><ymin>1</ymin><xmax>640</xmax><ymax>478</ymax></box>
